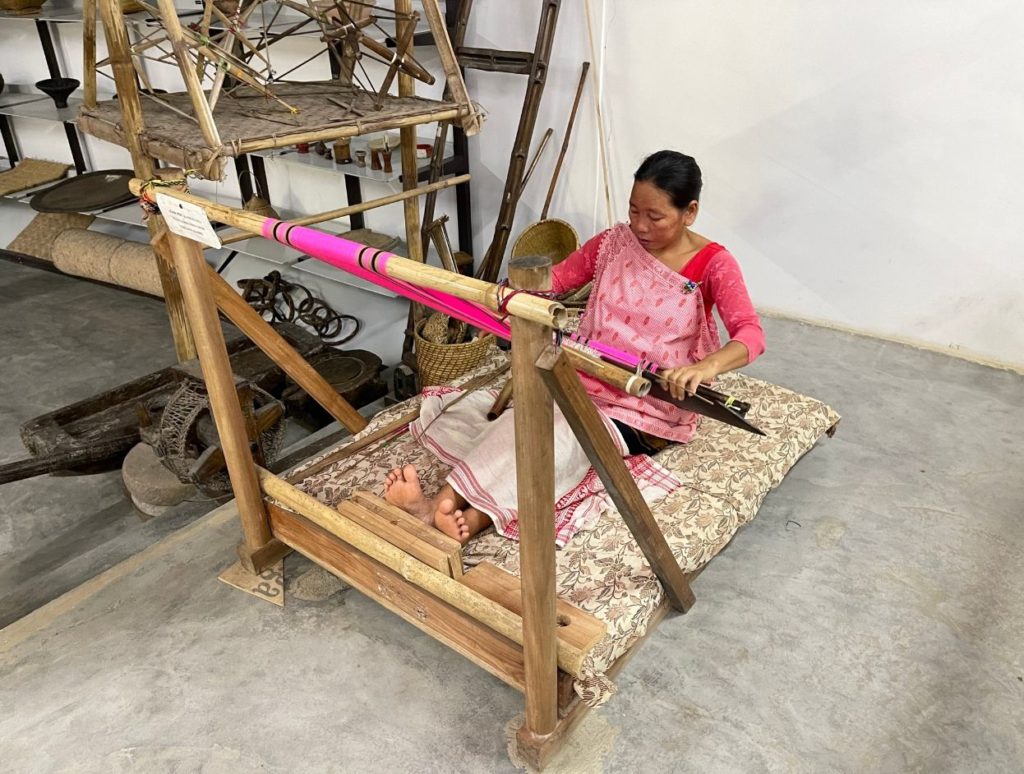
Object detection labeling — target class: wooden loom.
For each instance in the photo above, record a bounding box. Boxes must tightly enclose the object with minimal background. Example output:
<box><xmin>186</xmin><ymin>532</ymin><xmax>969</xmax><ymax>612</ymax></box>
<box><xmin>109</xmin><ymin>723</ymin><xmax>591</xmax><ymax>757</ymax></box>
<box><xmin>141</xmin><ymin>181</ymin><xmax>703</xmax><ymax>769</ymax></box>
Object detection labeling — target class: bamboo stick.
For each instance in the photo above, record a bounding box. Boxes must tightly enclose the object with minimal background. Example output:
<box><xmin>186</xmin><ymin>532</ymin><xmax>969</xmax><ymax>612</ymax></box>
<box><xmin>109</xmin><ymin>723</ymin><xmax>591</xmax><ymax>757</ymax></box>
<box><xmin>258</xmin><ymin>469</ymin><xmax>591</xmax><ymax>676</ymax></box>
<box><xmin>219</xmin><ymin>174</ymin><xmax>471</xmax><ymax>245</ymax></box>
<box><xmin>562</xmin><ymin>347</ymin><xmax>650</xmax><ymax>397</ymax></box>
<box><xmin>509</xmin><ymin>255</ymin><xmax>559</xmax><ymax>738</ymax></box>
<box><xmin>83</xmin><ymin>0</ymin><xmax>97</xmax><ymax>110</ymax></box>
<box><xmin>127</xmin><ymin>181</ymin><xmax>567</xmax><ymax>331</ymax></box>
<box><xmin>155</xmin><ymin>0</ymin><xmax>223</xmax><ymax>150</ymax></box>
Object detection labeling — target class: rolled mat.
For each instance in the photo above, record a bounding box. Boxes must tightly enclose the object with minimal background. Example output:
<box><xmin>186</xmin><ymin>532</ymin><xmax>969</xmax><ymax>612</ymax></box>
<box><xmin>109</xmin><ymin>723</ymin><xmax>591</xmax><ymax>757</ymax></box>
<box><xmin>109</xmin><ymin>239</ymin><xmax>163</xmax><ymax>297</ymax></box>
<box><xmin>7</xmin><ymin>212</ymin><xmax>96</xmax><ymax>261</ymax></box>
<box><xmin>52</xmin><ymin>229</ymin><xmax>163</xmax><ymax>297</ymax></box>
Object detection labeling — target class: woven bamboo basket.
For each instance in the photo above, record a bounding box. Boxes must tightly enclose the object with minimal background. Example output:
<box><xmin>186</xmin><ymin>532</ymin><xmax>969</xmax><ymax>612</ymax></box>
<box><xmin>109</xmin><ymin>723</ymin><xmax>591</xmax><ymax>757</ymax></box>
<box><xmin>510</xmin><ymin>218</ymin><xmax>580</xmax><ymax>265</ymax></box>
<box><xmin>415</xmin><ymin>318</ymin><xmax>495</xmax><ymax>387</ymax></box>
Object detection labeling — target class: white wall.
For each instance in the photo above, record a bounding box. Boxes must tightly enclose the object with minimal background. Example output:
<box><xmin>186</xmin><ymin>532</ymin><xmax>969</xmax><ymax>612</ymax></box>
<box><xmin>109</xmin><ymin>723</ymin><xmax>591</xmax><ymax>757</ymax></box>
<box><xmin>594</xmin><ymin>0</ymin><xmax>1024</xmax><ymax>367</ymax></box>
<box><xmin>3</xmin><ymin>1</ymin><xmax>1021</xmax><ymax>367</ymax></box>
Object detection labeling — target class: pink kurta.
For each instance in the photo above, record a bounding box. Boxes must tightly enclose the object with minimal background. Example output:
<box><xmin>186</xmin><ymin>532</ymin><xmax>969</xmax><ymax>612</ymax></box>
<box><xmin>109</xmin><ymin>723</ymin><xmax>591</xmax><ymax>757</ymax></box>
<box><xmin>553</xmin><ymin>223</ymin><xmax>765</xmax><ymax>443</ymax></box>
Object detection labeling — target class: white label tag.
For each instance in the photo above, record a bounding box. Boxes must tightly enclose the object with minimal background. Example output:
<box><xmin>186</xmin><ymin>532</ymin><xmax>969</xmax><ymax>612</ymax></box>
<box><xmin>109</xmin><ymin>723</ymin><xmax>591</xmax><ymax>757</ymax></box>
<box><xmin>156</xmin><ymin>193</ymin><xmax>222</xmax><ymax>249</ymax></box>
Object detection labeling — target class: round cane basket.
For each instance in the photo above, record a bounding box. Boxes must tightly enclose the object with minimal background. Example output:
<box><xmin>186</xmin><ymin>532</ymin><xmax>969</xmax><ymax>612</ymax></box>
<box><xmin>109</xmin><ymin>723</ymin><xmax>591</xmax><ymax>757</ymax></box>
<box><xmin>510</xmin><ymin>218</ymin><xmax>580</xmax><ymax>265</ymax></box>
<box><xmin>415</xmin><ymin>318</ymin><xmax>496</xmax><ymax>387</ymax></box>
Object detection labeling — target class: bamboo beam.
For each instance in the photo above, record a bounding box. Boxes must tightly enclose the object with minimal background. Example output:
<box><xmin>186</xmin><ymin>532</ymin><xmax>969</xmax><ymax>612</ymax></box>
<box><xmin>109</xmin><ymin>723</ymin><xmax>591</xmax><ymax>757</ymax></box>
<box><xmin>127</xmin><ymin>180</ymin><xmax>567</xmax><ymax>331</ymax></box>
<box><xmin>206</xmin><ymin>267</ymin><xmax>368</xmax><ymax>434</ymax></box>
<box><xmin>535</xmin><ymin>345</ymin><xmax>696</xmax><ymax>612</ymax></box>
<box><xmin>218</xmin><ymin>174</ymin><xmax>471</xmax><ymax>245</ymax></box>
<box><xmin>420</xmin><ymin>0</ymin><xmax>481</xmax><ymax>136</ymax></box>
<box><xmin>562</xmin><ymin>346</ymin><xmax>650</xmax><ymax>397</ymax></box>
<box><xmin>234</xmin><ymin>107</ymin><xmax>465</xmax><ymax>153</ymax></box>
<box><xmin>509</xmin><ymin>256</ymin><xmax>558</xmax><ymax>740</ymax></box>
<box><xmin>165</xmin><ymin>231</ymin><xmax>273</xmax><ymax>565</ymax></box>
<box><xmin>258</xmin><ymin>469</ymin><xmax>592</xmax><ymax>676</ymax></box>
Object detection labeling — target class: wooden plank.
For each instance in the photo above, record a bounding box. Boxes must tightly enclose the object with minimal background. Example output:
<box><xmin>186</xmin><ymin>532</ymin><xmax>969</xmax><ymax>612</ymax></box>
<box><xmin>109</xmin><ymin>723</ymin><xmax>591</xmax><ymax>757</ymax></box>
<box><xmin>258</xmin><ymin>468</ymin><xmax>589</xmax><ymax>676</ymax></box>
<box><xmin>509</xmin><ymin>255</ymin><xmax>558</xmax><ymax>738</ymax></box>
<box><xmin>285</xmin><ymin>409</ymin><xmax>420</xmax><ymax>484</ymax></box>
<box><xmin>337</xmin><ymin>499</ymin><xmax>454</xmax><ymax>577</ymax></box>
<box><xmin>207</xmin><ymin>266</ymin><xmax>368</xmax><ymax>434</ymax></box>
<box><xmin>349</xmin><ymin>490</ymin><xmax>463</xmax><ymax>579</ymax></box>
<box><xmin>165</xmin><ymin>231</ymin><xmax>272</xmax><ymax>561</ymax></box>
<box><xmin>268</xmin><ymin>502</ymin><xmax>527</xmax><ymax>692</ymax></box>
<box><xmin>460</xmin><ymin>563</ymin><xmax>604</xmax><ymax>657</ymax></box>
<box><xmin>535</xmin><ymin>345</ymin><xmax>696</xmax><ymax>612</ymax></box>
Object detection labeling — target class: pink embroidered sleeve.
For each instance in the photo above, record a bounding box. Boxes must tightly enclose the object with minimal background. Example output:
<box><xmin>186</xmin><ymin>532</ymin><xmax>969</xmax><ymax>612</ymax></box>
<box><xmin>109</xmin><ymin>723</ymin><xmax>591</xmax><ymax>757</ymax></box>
<box><xmin>550</xmin><ymin>231</ymin><xmax>607</xmax><ymax>294</ymax></box>
<box><xmin>703</xmin><ymin>250</ymin><xmax>766</xmax><ymax>364</ymax></box>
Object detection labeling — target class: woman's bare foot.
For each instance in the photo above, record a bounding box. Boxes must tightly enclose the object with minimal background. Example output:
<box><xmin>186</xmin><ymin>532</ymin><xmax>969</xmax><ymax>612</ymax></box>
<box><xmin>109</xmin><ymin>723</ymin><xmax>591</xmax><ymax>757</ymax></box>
<box><xmin>433</xmin><ymin>498</ymin><xmax>470</xmax><ymax>543</ymax></box>
<box><xmin>384</xmin><ymin>465</ymin><xmax>432</xmax><ymax>524</ymax></box>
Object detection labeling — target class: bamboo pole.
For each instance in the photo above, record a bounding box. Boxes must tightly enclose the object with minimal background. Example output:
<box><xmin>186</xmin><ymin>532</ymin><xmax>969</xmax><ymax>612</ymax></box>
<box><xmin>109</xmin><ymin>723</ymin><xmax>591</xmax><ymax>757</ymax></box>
<box><xmin>165</xmin><ymin>231</ymin><xmax>273</xmax><ymax>559</ymax></box>
<box><xmin>420</xmin><ymin>0</ymin><xmax>481</xmax><ymax>136</ymax></box>
<box><xmin>396</xmin><ymin>0</ymin><xmax>427</xmax><ymax>369</ymax></box>
<box><xmin>562</xmin><ymin>347</ymin><xmax>650</xmax><ymax>397</ymax></box>
<box><xmin>83</xmin><ymin>0</ymin><xmax>97</xmax><ymax>109</ymax></box>
<box><xmin>97</xmin><ymin>0</ymin><xmax>196</xmax><ymax>362</ymax></box>
<box><xmin>127</xmin><ymin>181</ymin><xmax>567</xmax><ymax>331</ymax></box>
<box><xmin>218</xmin><ymin>174</ymin><xmax>471</xmax><ymax>245</ymax></box>
<box><xmin>258</xmin><ymin>469</ymin><xmax>591</xmax><ymax>676</ymax></box>
<box><xmin>206</xmin><ymin>267</ymin><xmax>368</xmax><ymax>434</ymax></box>
<box><xmin>509</xmin><ymin>255</ymin><xmax>558</xmax><ymax>739</ymax></box>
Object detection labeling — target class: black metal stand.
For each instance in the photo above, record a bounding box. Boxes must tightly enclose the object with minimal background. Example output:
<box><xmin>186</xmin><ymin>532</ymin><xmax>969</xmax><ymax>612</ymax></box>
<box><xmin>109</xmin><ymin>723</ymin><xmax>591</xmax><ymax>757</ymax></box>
<box><xmin>35</xmin><ymin>18</ymin><xmax>87</xmax><ymax>175</ymax></box>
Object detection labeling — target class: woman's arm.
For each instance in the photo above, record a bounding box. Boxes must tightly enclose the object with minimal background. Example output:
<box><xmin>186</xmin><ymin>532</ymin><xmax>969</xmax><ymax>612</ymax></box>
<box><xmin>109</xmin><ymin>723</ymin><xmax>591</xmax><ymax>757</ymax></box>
<box><xmin>660</xmin><ymin>251</ymin><xmax>765</xmax><ymax>399</ymax></box>
<box><xmin>550</xmin><ymin>231</ymin><xmax>607</xmax><ymax>293</ymax></box>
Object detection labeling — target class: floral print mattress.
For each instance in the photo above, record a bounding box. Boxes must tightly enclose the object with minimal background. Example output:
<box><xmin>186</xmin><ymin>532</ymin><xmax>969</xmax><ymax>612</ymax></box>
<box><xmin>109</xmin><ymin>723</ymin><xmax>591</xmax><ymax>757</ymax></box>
<box><xmin>287</xmin><ymin>354</ymin><xmax>840</xmax><ymax>706</ymax></box>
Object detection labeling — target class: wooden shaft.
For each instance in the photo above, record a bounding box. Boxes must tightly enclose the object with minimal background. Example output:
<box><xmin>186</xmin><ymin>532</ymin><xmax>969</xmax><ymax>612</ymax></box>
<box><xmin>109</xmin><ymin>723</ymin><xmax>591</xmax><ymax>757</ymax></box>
<box><xmin>128</xmin><ymin>181</ymin><xmax>567</xmax><ymax>331</ymax></box>
<box><xmin>83</xmin><ymin>0</ymin><xmax>97</xmax><ymax>109</ymax></box>
<box><xmin>258</xmin><ymin>469</ymin><xmax>591</xmax><ymax>675</ymax></box>
<box><xmin>156</xmin><ymin>0</ymin><xmax>223</xmax><ymax>150</ymax></box>
<box><xmin>487</xmin><ymin>379</ymin><xmax>514</xmax><ymax>421</ymax></box>
<box><xmin>535</xmin><ymin>345</ymin><xmax>696</xmax><ymax>612</ymax></box>
<box><xmin>206</xmin><ymin>267</ymin><xmax>368</xmax><ymax>434</ymax></box>
<box><xmin>165</xmin><ymin>231</ymin><xmax>272</xmax><ymax>552</ymax></box>
<box><xmin>219</xmin><ymin>175</ymin><xmax>471</xmax><ymax>245</ymax></box>
<box><xmin>509</xmin><ymin>256</ymin><xmax>558</xmax><ymax>737</ymax></box>
<box><xmin>542</xmin><ymin>61</ymin><xmax>589</xmax><ymax>220</ymax></box>
<box><xmin>420</xmin><ymin>0</ymin><xmax>481</xmax><ymax>135</ymax></box>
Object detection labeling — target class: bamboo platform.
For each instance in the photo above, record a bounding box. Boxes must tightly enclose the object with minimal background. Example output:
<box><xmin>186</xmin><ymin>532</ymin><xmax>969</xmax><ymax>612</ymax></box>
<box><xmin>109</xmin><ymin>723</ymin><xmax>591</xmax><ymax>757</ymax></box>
<box><xmin>78</xmin><ymin>83</ymin><xmax>468</xmax><ymax>179</ymax></box>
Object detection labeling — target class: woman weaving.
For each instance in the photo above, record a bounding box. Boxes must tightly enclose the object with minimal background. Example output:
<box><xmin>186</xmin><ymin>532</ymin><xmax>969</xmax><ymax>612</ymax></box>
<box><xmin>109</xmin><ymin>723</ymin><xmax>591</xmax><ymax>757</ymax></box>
<box><xmin>385</xmin><ymin>150</ymin><xmax>766</xmax><ymax>544</ymax></box>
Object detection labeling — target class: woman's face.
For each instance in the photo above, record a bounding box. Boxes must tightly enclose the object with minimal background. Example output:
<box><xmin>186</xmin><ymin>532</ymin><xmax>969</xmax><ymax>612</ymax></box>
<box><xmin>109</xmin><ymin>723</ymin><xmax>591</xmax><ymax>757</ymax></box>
<box><xmin>628</xmin><ymin>180</ymin><xmax>697</xmax><ymax>252</ymax></box>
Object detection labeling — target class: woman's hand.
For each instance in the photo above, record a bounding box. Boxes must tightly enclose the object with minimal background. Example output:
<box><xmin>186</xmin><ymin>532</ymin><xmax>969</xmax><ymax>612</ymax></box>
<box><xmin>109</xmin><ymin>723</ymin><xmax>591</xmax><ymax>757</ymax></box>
<box><xmin>658</xmin><ymin>361</ymin><xmax>718</xmax><ymax>399</ymax></box>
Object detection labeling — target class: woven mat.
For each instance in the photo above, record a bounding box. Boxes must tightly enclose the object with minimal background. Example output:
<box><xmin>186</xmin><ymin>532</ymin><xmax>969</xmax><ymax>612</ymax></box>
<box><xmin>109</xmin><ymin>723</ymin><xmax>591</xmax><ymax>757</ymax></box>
<box><xmin>0</xmin><ymin>159</ymin><xmax>70</xmax><ymax>197</ymax></box>
<box><xmin>7</xmin><ymin>213</ymin><xmax>96</xmax><ymax>261</ymax></box>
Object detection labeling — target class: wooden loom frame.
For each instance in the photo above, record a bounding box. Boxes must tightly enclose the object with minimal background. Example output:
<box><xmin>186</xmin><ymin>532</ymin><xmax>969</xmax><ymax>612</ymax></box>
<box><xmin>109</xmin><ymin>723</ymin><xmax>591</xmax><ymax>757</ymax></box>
<box><xmin>78</xmin><ymin>0</ymin><xmax>479</xmax><ymax>363</ymax></box>
<box><xmin>144</xmin><ymin>182</ymin><xmax>702</xmax><ymax>769</ymax></box>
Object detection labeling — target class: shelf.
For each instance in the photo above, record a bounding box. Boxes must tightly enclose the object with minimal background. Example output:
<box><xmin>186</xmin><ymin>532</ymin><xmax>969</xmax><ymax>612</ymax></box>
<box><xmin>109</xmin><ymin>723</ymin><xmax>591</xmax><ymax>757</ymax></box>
<box><xmin>0</xmin><ymin>94</ymin><xmax>83</xmax><ymax>122</ymax></box>
<box><xmin>0</xmin><ymin>0</ymin><xmax>154</xmax><ymax>25</ymax></box>
<box><xmin>253</xmin><ymin>136</ymin><xmax>454</xmax><ymax>185</ymax></box>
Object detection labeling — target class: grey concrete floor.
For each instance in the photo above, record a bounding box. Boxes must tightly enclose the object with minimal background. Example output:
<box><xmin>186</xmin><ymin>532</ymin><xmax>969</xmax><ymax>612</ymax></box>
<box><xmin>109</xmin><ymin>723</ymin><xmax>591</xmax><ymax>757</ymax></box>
<box><xmin>1</xmin><ymin>259</ymin><xmax>1022</xmax><ymax>772</ymax></box>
